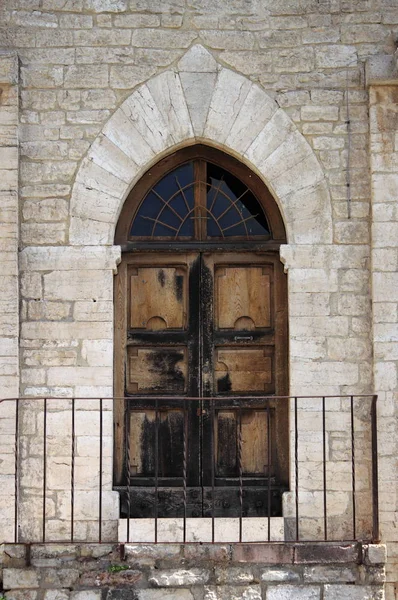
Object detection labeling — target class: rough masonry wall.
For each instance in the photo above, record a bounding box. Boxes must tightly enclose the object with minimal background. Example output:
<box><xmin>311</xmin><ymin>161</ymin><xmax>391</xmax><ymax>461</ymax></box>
<box><xmin>0</xmin><ymin>0</ymin><xmax>392</xmax><ymax>399</ymax></box>
<box><xmin>0</xmin><ymin>542</ymin><xmax>387</xmax><ymax>600</ymax></box>
<box><xmin>370</xmin><ymin>82</ymin><xmax>398</xmax><ymax>600</ymax></box>
<box><xmin>0</xmin><ymin>51</ymin><xmax>19</xmax><ymax>542</ymax></box>
<box><xmin>0</xmin><ymin>0</ymin><xmax>396</xmax><ymax>597</ymax></box>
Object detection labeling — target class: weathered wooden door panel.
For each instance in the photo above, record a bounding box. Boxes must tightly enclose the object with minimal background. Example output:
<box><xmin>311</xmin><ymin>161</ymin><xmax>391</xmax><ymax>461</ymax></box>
<box><xmin>130</xmin><ymin>266</ymin><xmax>187</xmax><ymax>330</ymax></box>
<box><xmin>114</xmin><ymin>251</ymin><xmax>288</xmax><ymax>516</ymax></box>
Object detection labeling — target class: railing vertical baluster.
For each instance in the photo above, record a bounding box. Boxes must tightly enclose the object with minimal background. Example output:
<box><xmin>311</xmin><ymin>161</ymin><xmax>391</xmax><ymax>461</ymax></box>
<box><xmin>14</xmin><ymin>398</ymin><xmax>19</xmax><ymax>543</ymax></box>
<box><xmin>155</xmin><ymin>398</ymin><xmax>159</xmax><ymax>544</ymax></box>
<box><xmin>42</xmin><ymin>398</ymin><xmax>47</xmax><ymax>543</ymax></box>
<box><xmin>183</xmin><ymin>403</ymin><xmax>187</xmax><ymax>543</ymax></box>
<box><xmin>238</xmin><ymin>405</ymin><xmax>243</xmax><ymax>543</ymax></box>
<box><xmin>267</xmin><ymin>399</ymin><xmax>271</xmax><ymax>542</ymax></box>
<box><xmin>211</xmin><ymin>398</ymin><xmax>215</xmax><ymax>544</ymax></box>
<box><xmin>125</xmin><ymin>399</ymin><xmax>131</xmax><ymax>543</ymax></box>
<box><xmin>322</xmin><ymin>396</ymin><xmax>327</xmax><ymax>541</ymax></box>
<box><xmin>350</xmin><ymin>395</ymin><xmax>356</xmax><ymax>540</ymax></box>
<box><xmin>71</xmin><ymin>398</ymin><xmax>75</xmax><ymax>542</ymax></box>
<box><xmin>371</xmin><ymin>395</ymin><xmax>380</xmax><ymax>542</ymax></box>
<box><xmin>99</xmin><ymin>398</ymin><xmax>103</xmax><ymax>543</ymax></box>
<box><xmin>294</xmin><ymin>396</ymin><xmax>299</xmax><ymax>541</ymax></box>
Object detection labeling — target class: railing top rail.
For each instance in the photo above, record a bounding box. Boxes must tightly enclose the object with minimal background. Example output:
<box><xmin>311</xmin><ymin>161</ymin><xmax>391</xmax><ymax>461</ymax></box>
<box><xmin>0</xmin><ymin>394</ymin><xmax>378</xmax><ymax>403</ymax></box>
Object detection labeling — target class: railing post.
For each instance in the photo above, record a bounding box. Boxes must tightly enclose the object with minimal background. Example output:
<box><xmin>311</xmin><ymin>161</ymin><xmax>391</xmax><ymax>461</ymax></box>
<box><xmin>371</xmin><ymin>394</ymin><xmax>380</xmax><ymax>542</ymax></box>
<box><xmin>14</xmin><ymin>398</ymin><xmax>19</xmax><ymax>544</ymax></box>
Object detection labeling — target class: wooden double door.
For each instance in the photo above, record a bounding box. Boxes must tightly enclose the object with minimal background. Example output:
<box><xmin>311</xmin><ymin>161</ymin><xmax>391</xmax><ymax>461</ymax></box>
<box><xmin>114</xmin><ymin>251</ymin><xmax>288</xmax><ymax>517</ymax></box>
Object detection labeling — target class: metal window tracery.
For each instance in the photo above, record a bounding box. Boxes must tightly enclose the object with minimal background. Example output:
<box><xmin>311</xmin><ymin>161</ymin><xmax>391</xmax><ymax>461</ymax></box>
<box><xmin>129</xmin><ymin>161</ymin><xmax>271</xmax><ymax>241</ymax></box>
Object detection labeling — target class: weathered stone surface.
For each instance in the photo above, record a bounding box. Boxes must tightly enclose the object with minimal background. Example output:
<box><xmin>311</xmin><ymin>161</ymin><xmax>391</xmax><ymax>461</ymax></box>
<box><xmin>204</xmin><ymin>586</ymin><xmax>262</xmax><ymax>600</ymax></box>
<box><xmin>3</xmin><ymin>568</ymin><xmax>40</xmax><ymax>588</ymax></box>
<box><xmin>149</xmin><ymin>568</ymin><xmax>210</xmax><ymax>587</ymax></box>
<box><xmin>266</xmin><ymin>586</ymin><xmax>321</xmax><ymax>599</ymax></box>
<box><xmin>323</xmin><ymin>585</ymin><xmax>384</xmax><ymax>600</ymax></box>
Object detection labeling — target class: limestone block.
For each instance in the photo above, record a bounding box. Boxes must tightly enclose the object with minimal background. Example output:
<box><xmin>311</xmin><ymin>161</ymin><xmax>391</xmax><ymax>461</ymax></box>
<box><xmin>291</xmin><ymin>337</ymin><xmax>326</xmax><ymax>360</ymax></box>
<box><xmin>58</xmin><ymin>490</ymin><xmax>119</xmax><ymax>520</ymax></box>
<box><xmin>261</xmin><ymin>568</ymin><xmax>301</xmax><ymax>582</ymax></box>
<box><xmin>373</xmin><ymin>273</ymin><xmax>398</xmax><ymax>302</ymax></box>
<box><xmin>76</xmin><ymin>158</ymin><xmax>127</xmax><ymax>199</ymax></box>
<box><xmin>274</xmin><ymin>47</ymin><xmax>315</xmax><ymax>73</ymax></box>
<box><xmin>178</xmin><ymin>44</ymin><xmax>217</xmax><ymax>73</ymax></box>
<box><xmin>373</xmin><ymin>324</ymin><xmax>398</xmax><ymax>343</ymax></box>
<box><xmin>23</xmin><ymin>199</ymin><xmax>68</xmax><ymax>222</ymax></box>
<box><xmin>334</xmin><ymin>221</ymin><xmax>370</xmax><ymax>245</ymax></box>
<box><xmin>327</xmin><ymin>338</ymin><xmax>371</xmax><ymax>361</ymax></box>
<box><xmin>375</xmin><ymin>363</ymin><xmax>397</xmax><ymax>391</ymax></box>
<box><xmin>215</xmin><ymin>567</ymin><xmax>254</xmax><ymax>584</ymax></box>
<box><xmin>103</xmin><ymin>108</ymin><xmax>155</xmax><ymax>167</ymax></box>
<box><xmin>21</xmin><ymin>66</ymin><xmax>63</xmax><ymax>89</ymax></box>
<box><xmin>20</xmin><ymin>246</ymin><xmax>121</xmax><ymax>272</ymax></box>
<box><xmin>76</xmin><ymin>435</ymin><xmax>112</xmax><ymax>457</ymax></box>
<box><xmin>288</xmin><ymin>269</ymin><xmax>338</xmax><ymax>293</ymax></box>
<box><xmin>47</xmin><ymin>366</ymin><xmax>113</xmax><ymax>387</ymax></box>
<box><xmin>81</xmin><ymin>339</ymin><xmax>113</xmax><ymax>367</ymax></box>
<box><xmin>0</xmin><ymin>337</ymin><xmax>18</xmax><ymax>356</ymax></box>
<box><xmin>323</xmin><ymin>585</ymin><xmax>383</xmax><ymax>600</ymax></box>
<box><xmin>338</xmin><ymin>293</ymin><xmax>370</xmax><ymax>316</ymax></box>
<box><xmin>43</xmin><ymin>270</ymin><xmax>112</xmax><ymax>301</ymax></box>
<box><xmin>71</xmin><ymin>183</ymin><xmax>121</xmax><ymax>223</ymax></box>
<box><xmin>21</xmin><ymin>223</ymin><xmax>67</xmax><ymax>245</ymax></box>
<box><xmin>21</xmin><ymin>273</ymin><xmax>42</xmax><ymax>300</ymax></box>
<box><xmin>21</xmin><ymin>184</ymin><xmax>71</xmax><ymax>199</ymax></box>
<box><xmin>147</xmin><ymin>72</ymin><xmax>194</xmax><ymax>144</ymax></box>
<box><xmin>0</xmin><ymin>275</ymin><xmax>18</xmax><ymax>302</ymax></box>
<box><xmin>87</xmin><ymin>134</ymin><xmax>139</xmax><ymax>183</ymax></box>
<box><xmin>290</xmin><ymin>316</ymin><xmax>351</xmax><ymax>338</ymax></box>
<box><xmin>301</xmin><ymin>105</ymin><xmax>339</xmax><ymax>121</ymax></box>
<box><xmin>74</xmin><ymin>301</ymin><xmax>113</xmax><ymax>322</ymax></box>
<box><xmin>22</xmin><ymin>321</ymin><xmax>113</xmax><ymax>341</ymax></box>
<box><xmin>74</xmin><ymin>386</ymin><xmax>113</xmax><ymax>397</ymax></box>
<box><xmin>289</xmin><ymin>293</ymin><xmax>330</xmax><ymax>317</ymax></box>
<box><xmin>0</xmin><ymin>147</ymin><xmax>18</xmax><ymax>169</ymax></box>
<box><xmin>121</xmin><ymin>84</ymin><xmax>174</xmax><ymax>153</ymax></box>
<box><xmin>149</xmin><ymin>568</ymin><xmax>210</xmax><ymax>587</ymax></box>
<box><xmin>3</xmin><ymin>568</ymin><xmax>40</xmax><ymax>589</ymax></box>
<box><xmin>73</xmin><ymin>29</ymin><xmax>131</xmax><ymax>46</ymax></box>
<box><xmin>315</xmin><ymin>45</ymin><xmax>357</xmax><ymax>68</ymax></box>
<box><xmin>138</xmin><ymin>591</ymin><xmax>194</xmax><ymax>600</ymax></box>
<box><xmin>70</xmin><ymin>217</ymin><xmax>113</xmax><ymax>246</ymax></box>
<box><xmin>225</xmin><ymin>83</ymin><xmax>277</xmax><ymax>155</ymax></box>
<box><xmin>27</xmin><ymin>301</ymin><xmax>71</xmax><ymax>322</ymax></box>
<box><xmin>204</xmin><ymin>586</ymin><xmax>261</xmax><ymax>600</ymax></box>
<box><xmin>372</xmin><ymin>173</ymin><xmax>398</xmax><ymax>202</ymax></box>
<box><xmin>273</xmin><ymin>153</ymin><xmax>325</xmax><ymax>201</ymax></box>
<box><xmin>283</xmin><ymin>490</ymin><xmax>350</xmax><ymax>519</ymax></box>
<box><xmin>266</xmin><ymin>586</ymin><xmax>320</xmax><ymax>600</ymax></box>
<box><xmin>180</xmin><ymin>72</ymin><xmax>217</xmax><ymax>137</ymax></box>
<box><xmin>131</xmin><ymin>29</ymin><xmax>196</xmax><ymax>48</ymax></box>
<box><xmin>245</xmin><ymin>108</ymin><xmax>294</xmax><ymax>171</ymax></box>
<box><xmin>204</xmin><ymin>69</ymin><xmax>252</xmax><ymax>144</ymax></box>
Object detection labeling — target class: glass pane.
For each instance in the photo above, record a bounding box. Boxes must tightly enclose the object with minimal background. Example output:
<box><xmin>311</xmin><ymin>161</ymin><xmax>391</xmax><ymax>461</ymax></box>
<box><xmin>206</xmin><ymin>163</ymin><xmax>270</xmax><ymax>238</ymax></box>
<box><xmin>130</xmin><ymin>162</ymin><xmax>195</xmax><ymax>238</ymax></box>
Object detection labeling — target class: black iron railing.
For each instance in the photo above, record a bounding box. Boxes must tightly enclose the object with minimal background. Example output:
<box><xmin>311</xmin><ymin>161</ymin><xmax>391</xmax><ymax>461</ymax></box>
<box><xmin>0</xmin><ymin>395</ymin><xmax>379</xmax><ymax>545</ymax></box>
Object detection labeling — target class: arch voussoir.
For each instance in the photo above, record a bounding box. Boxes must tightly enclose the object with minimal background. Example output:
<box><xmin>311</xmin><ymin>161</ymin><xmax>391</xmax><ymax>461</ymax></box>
<box><xmin>69</xmin><ymin>44</ymin><xmax>332</xmax><ymax>247</ymax></box>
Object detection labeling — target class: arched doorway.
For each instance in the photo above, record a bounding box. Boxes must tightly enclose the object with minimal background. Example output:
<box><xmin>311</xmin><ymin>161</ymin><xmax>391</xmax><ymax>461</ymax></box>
<box><xmin>114</xmin><ymin>145</ymin><xmax>288</xmax><ymax>518</ymax></box>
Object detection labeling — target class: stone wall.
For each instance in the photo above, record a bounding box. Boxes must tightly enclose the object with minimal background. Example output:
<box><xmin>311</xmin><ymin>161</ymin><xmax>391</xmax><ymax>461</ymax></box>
<box><xmin>368</xmin><ymin>60</ymin><xmax>398</xmax><ymax>600</ymax></box>
<box><xmin>0</xmin><ymin>0</ymin><xmax>396</xmax><ymax>597</ymax></box>
<box><xmin>0</xmin><ymin>50</ymin><xmax>19</xmax><ymax>543</ymax></box>
<box><xmin>0</xmin><ymin>542</ymin><xmax>387</xmax><ymax>600</ymax></box>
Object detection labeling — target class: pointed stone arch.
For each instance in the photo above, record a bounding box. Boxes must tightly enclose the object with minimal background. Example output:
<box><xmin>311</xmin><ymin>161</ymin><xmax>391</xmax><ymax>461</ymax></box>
<box><xmin>69</xmin><ymin>44</ymin><xmax>332</xmax><ymax>247</ymax></box>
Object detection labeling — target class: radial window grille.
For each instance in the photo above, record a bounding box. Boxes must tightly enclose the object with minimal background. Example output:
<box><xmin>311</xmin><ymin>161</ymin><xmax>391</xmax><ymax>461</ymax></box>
<box><xmin>130</xmin><ymin>161</ymin><xmax>270</xmax><ymax>241</ymax></box>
